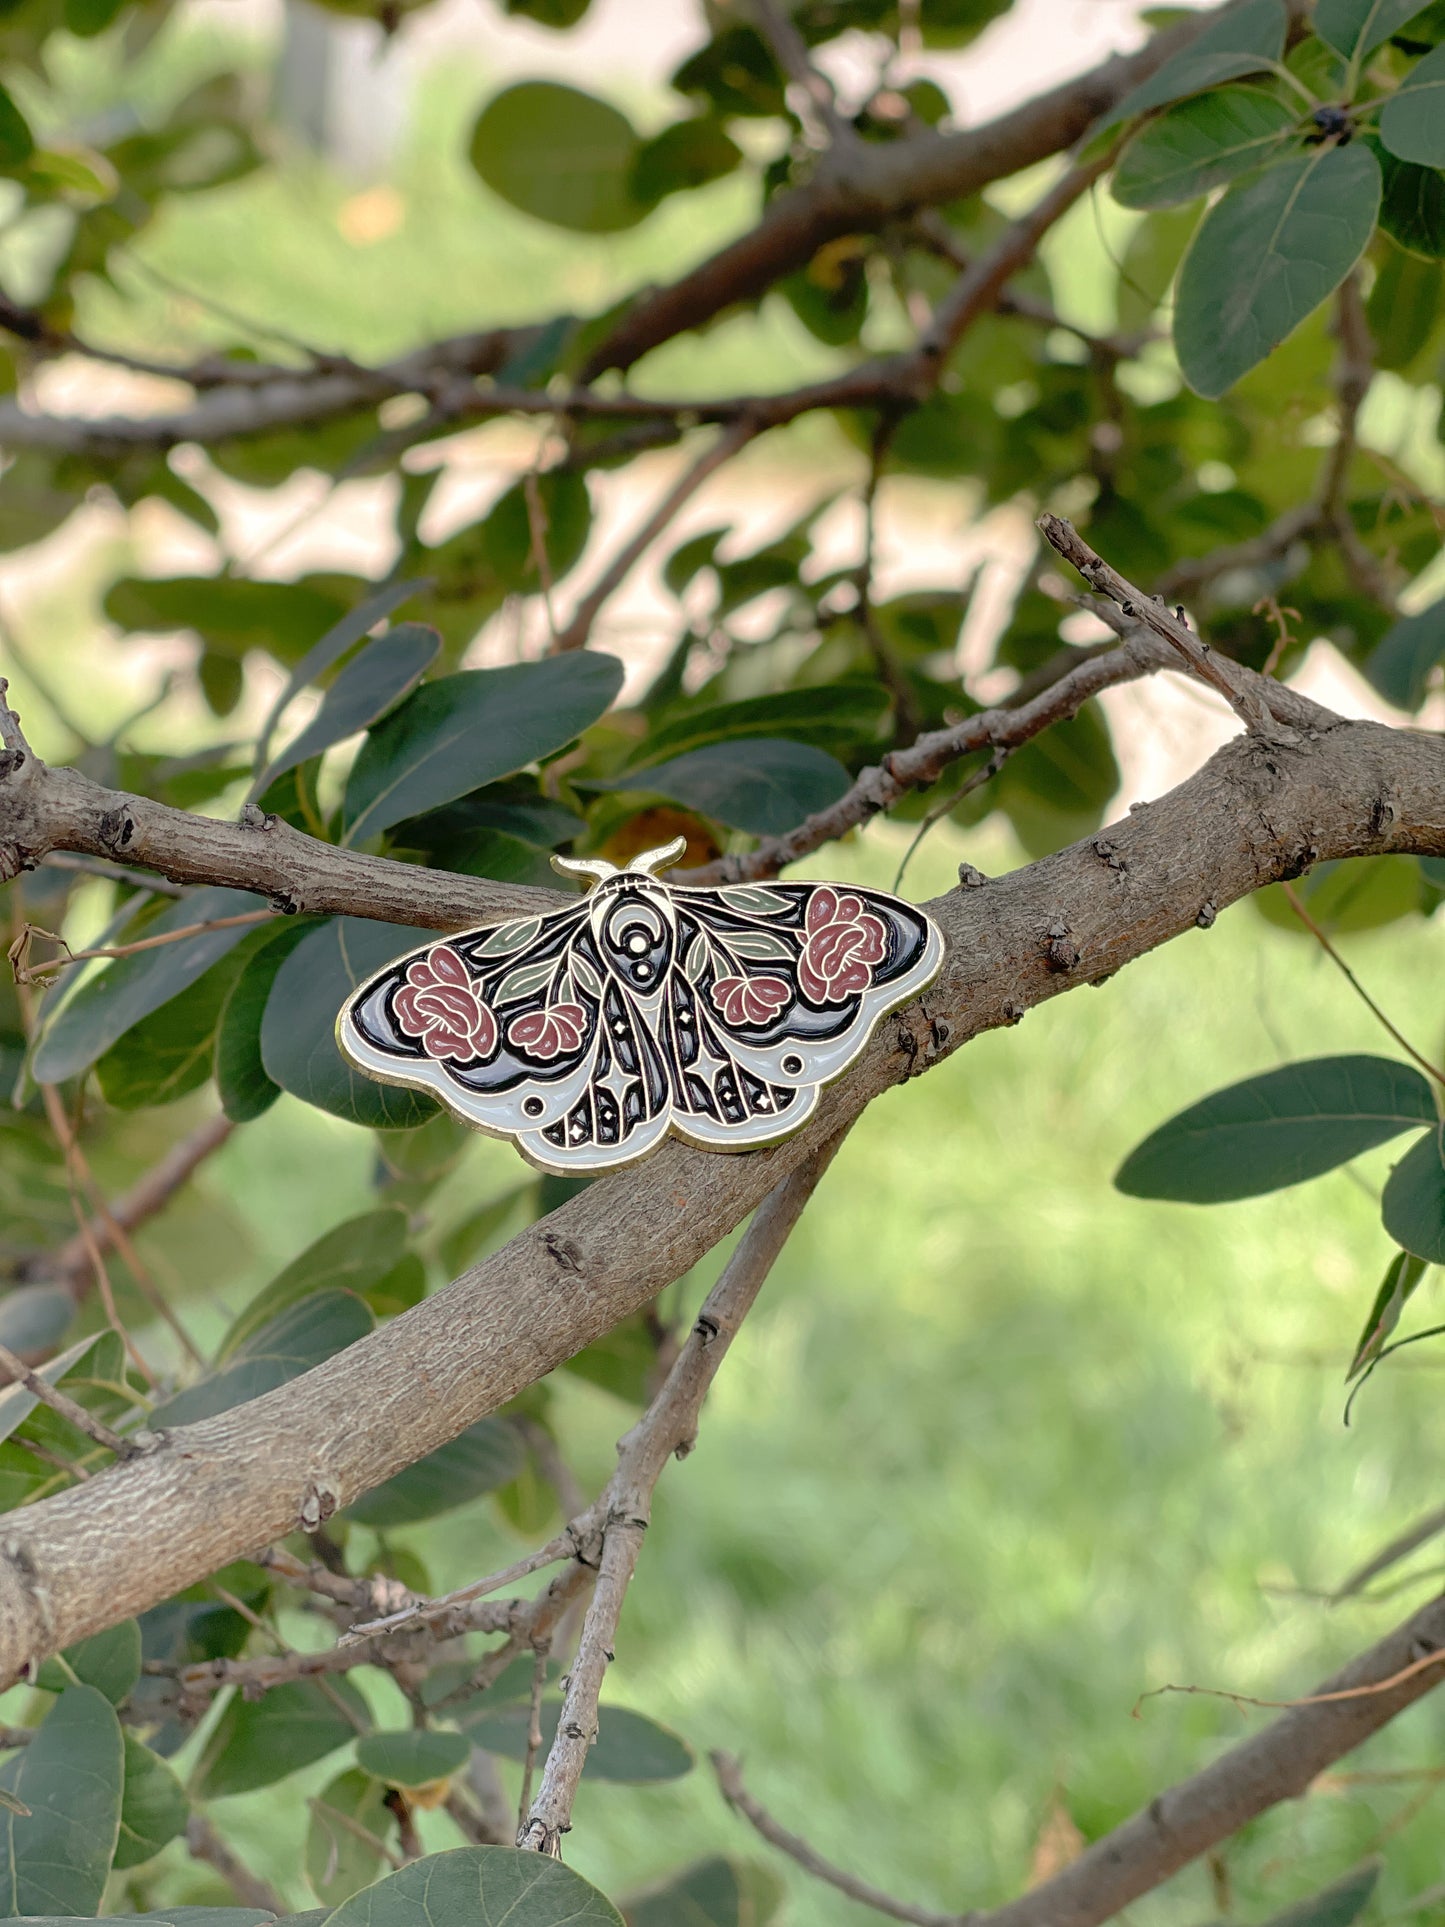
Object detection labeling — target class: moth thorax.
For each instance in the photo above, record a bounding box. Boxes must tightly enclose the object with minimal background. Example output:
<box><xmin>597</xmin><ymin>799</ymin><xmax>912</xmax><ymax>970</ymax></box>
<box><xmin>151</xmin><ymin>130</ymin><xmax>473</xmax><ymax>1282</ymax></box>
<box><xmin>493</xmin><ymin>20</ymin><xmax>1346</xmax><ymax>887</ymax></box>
<box><xmin>593</xmin><ymin>876</ymin><xmax>675</xmax><ymax>991</ymax></box>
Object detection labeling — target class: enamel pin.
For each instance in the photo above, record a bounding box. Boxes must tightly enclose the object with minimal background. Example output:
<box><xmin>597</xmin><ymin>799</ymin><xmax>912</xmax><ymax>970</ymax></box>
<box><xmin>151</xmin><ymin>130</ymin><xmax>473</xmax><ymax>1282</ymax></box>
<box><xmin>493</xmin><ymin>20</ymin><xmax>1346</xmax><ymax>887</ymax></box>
<box><xmin>337</xmin><ymin>839</ymin><xmax>944</xmax><ymax>1176</ymax></box>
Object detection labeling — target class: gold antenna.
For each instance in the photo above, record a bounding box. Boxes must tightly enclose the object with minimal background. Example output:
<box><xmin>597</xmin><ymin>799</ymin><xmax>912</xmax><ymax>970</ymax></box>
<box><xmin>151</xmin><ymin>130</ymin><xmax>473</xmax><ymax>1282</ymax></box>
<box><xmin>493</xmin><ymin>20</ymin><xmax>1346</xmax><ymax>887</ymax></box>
<box><xmin>551</xmin><ymin>853</ymin><xmax>621</xmax><ymax>886</ymax></box>
<box><xmin>626</xmin><ymin>837</ymin><xmax>688</xmax><ymax>876</ymax></box>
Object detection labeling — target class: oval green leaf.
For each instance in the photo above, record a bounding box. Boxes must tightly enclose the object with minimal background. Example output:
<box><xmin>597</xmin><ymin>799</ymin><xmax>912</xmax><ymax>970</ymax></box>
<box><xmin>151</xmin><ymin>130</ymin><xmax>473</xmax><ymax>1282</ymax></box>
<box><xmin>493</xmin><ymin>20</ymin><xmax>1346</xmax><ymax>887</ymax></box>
<box><xmin>1174</xmin><ymin>143</ymin><xmax>1382</xmax><ymax>398</ymax></box>
<box><xmin>306</xmin><ymin>1769</ymin><xmax>393</xmax><ymax>1909</ymax></box>
<box><xmin>1382</xmin><ymin>1125</ymin><xmax>1445</xmax><ymax>1260</ymax></box>
<box><xmin>1262</xmin><ymin>1861</ymin><xmax>1380</xmax><ymax>1927</ymax></box>
<box><xmin>622</xmin><ymin>1856</ymin><xmax>784</xmax><ymax>1927</ymax></box>
<box><xmin>191</xmin><ymin>1677</ymin><xmax>370</xmax><ymax>1800</ymax></box>
<box><xmin>259</xmin><ymin>918</ymin><xmax>440</xmax><ymax>1128</ymax></box>
<box><xmin>1381</xmin><ymin>42</ymin><xmax>1445</xmax><ymax>164</ymax></box>
<box><xmin>154</xmin><ymin>1290</ymin><xmax>374</xmax><ymax>1427</ymax></box>
<box><xmin>354</xmin><ymin>1730</ymin><xmax>469</xmax><ymax>1789</ymax></box>
<box><xmin>0</xmin><ymin>1686</ymin><xmax>123</xmax><ymax>1917</ymax></box>
<box><xmin>324</xmin><ymin>1846</ymin><xmax>622</xmax><ymax>1927</ymax></box>
<box><xmin>469</xmin><ymin>81</ymin><xmax>646</xmax><ymax>234</ymax></box>
<box><xmin>1316</xmin><ymin>0</ymin><xmax>1427</xmax><ymax>58</ymax></box>
<box><xmin>258</xmin><ymin>625</ymin><xmax>440</xmax><ymax>792</ymax></box>
<box><xmin>462</xmin><ymin>1700</ymin><xmax>693</xmax><ymax>1782</ymax></box>
<box><xmin>344</xmin><ymin>1418</ymin><xmax>523</xmax><ymax>1527</ymax></box>
<box><xmin>33</xmin><ymin>887</ymin><xmax>269</xmax><ymax>1086</ymax></box>
<box><xmin>36</xmin><ymin>1619</ymin><xmax>141</xmax><ymax>1705</ymax></box>
<box><xmin>1348</xmin><ymin>1247</ymin><xmax>1428</xmax><ymax>1377</ymax></box>
<box><xmin>1376</xmin><ymin>149</ymin><xmax>1445</xmax><ymax>257</ymax></box>
<box><xmin>113</xmin><ymin>1734</ymin><xmax>189</xmax><ymax>1870</ymax></box>
<box><xmin>1097</xmin><ymin>0</ymin><xmax>1286</xmax><ymax>129</ymax></box>
<box><xmin>0</xmin><ymin>82</ymin><xmax>34</xmax><ymax>169</ymax></box>
<box><xmin>218</xmin><ymin>1209</ymin><xmax>409</xmax><ymax>1361</ymax></box>
<box><xmin>1112</xmin><ymin>85</ymin><xmax>1298</xmax><ymax>210</ymax></box>
<box><xmin>594</xmin><ymin>738</ymin><xmax>852</xmax><ymax>835</ymax></box>
<box><xmin>215</xmin><ymin>919</ymin><xmax>321</xmax><ymax>1123</ymax></box>
<box><xmin>1367</xmin><ymin>240</ymin><xmax>1444</xmax><ymax>367</ymax></box>
<box><xmin>1364</xmin><ymin>593</ymin><xmax>1445</xmax><ymax>706</ymax></box>
<box><xmin>341</xmin><ymin>655</ymin><xmax>622</xmax><ymax>848</ymax></box>
<box><xmin>96</xmin><ymin>935</ymin><xmax>258</xmax><ymax>1110</ymax></box>
<box><xmin>1116</xmin><ymin>1055</ymin><xmax>1437</xmax><ymax>1201</ymax></box>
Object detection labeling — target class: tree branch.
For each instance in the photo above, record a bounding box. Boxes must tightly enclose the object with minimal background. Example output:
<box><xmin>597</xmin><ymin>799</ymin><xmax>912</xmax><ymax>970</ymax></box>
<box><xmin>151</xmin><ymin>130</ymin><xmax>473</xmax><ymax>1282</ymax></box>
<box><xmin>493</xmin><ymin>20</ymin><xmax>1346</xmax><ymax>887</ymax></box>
<box><xmin>518</xmin><ymin>1134</ymin><xmax>844</xmax><ymax>1852</ymax></box>
<box><xmin>0</xmin><ymin>695</ymin><xmax>1442</xmax><ymax>1679</ymax></box>
<box><xmin>581</xmin><ymin>2</ymin><xmax>1240</xmax><ymax>377</ymax></box>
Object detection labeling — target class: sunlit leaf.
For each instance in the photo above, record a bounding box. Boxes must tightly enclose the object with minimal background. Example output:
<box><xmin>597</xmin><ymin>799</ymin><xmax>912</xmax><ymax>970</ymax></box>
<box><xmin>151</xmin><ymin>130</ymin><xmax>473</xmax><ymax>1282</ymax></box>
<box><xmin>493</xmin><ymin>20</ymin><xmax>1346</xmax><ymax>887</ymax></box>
<box><xmin>1097</xmin><ymin>0</ymin><xmax>1286</xmax><ymax>128</ymax></box>
<box><xmin>1348</xmin><ymin>1248</ymin><xmax>1428</xmax><ymax>1377</ymax></box>
<box><xmin>469</xmin><ymin>81</ymin><xmax>646</xmax><ymax>233</ymax></box>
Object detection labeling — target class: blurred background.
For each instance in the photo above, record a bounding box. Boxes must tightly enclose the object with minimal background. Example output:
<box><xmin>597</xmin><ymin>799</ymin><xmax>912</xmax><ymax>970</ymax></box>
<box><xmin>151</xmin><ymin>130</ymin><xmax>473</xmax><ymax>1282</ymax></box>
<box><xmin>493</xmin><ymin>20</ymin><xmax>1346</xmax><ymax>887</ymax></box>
<box><xmin>4</xmin><ymin>0</ymin><xmax>1445</xmax><ymax>1919</ymax></box>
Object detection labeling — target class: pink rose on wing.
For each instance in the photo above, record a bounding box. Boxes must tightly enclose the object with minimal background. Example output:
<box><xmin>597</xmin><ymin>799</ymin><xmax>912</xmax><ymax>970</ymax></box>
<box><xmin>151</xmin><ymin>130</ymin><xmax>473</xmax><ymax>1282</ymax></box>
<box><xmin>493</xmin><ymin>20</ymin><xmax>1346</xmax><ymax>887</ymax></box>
<box><xmin>797</xmin><ymin>887</ymin><xmax>887</xmax><ymax>1005</ymax></box>
<box><xmin>508</xmin><ymin>1002</ymin><xmax>588</xmax><ymax>1061</ymax></box>
<box><xmin>712</xmin><ymin>974</ymin><xmax>791</xmax><ymax>1028</ymax></box>
<box><xmin>393</xmin><ymin>944</ymin><xmax>497</xmax><ymax>1063</ymax></box>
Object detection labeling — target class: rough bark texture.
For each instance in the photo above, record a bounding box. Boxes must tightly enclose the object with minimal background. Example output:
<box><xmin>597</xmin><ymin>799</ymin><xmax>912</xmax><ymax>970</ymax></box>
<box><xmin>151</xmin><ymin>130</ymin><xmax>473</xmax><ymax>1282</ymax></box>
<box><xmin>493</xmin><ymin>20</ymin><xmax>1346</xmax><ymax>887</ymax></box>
<box><xmin>0</xmin><ymin>714</ymin><xmax>1440</xmax><ymax>1682</ymax></box>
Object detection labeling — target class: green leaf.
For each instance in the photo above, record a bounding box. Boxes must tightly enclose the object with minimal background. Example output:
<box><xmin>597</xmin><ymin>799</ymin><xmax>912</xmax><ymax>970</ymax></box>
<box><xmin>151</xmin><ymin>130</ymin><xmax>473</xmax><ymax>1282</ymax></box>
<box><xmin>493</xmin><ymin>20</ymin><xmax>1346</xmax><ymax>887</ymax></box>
<box><xmin>1112</xmin><ymin>85</ymin><xmax>1298</xmax><ymax>209</ymax></box>
<box><xmin>562</xmin><ymin>1311</ymin><xmax>660</xmax><ymax>1405</ymax></box>
<box><xmin>1383</xmin><ymin>1125</ymin><xmax>1445</xmax><ymax>1260</ymax></box>
<box><xmin>355</xmin><ymin>1730</ymin><xmax>469</xmax><ymax>1788</ymax></box>
<box><xmin>0</xmin><ymin>1287</ymin><xmax>72</xmax><ymax>1358</ymax></box>
<box><xmin>996</xmin><ymin>705</ymin><xmax>1120</xmax><ymax>857</ymax></box>
<box><xmin>218</xmin><ymin>1209</ymin><xmax>409</xmax><ymax>1361</ymax></box>
<box><xmin>306</xmin><ymin>1769</ymin><xmax>393</xmax><ymax>1908</ymax></box>
<box><xmin>1097</xmin><ymin>0</ymin><xmax>1286</xmax><ymax>129</ymax></box>
<box><xmin>631</xmin><ymin>684</ymin><xmax>889</xmax><ymax>764</ymax></box>
<box><xmin>1364</xmin><ymin>594</ymin><xmax>1445</xmax><ymax>706</ymax></box>
<box><xmin>258</xmin><ymin>626</ymin><xmax>440</xmax><ymax>791</ymax></box>
<box><xmin>1348</xmin><ymin>1247</ymin><xmax>1428</xmax><ymax>1376</ymax></box>
<box><xmin>344</xmin><ymin>1418</ymin><xmax>522</xmax><ymax>1526</ymax></box>
<box><xmin>36</xmin><ymin>1620</ymin><xmax>141</xmax><ymax>1705</ymax></box>
<box><xmin>113</xmin><ymin>1734</ymin><xmax>189</xmax><ymax>1869</ymax></box>
<box><xmin>191</xmin><ymin>1678</ymin><xmax>369</xmax><ymax>1799</ymax></box>
<box><xmin>362</xmin><ymin>1253</ymin><xmax>427</xmax><ymax>1318</ymax></box>
<box><xmin>505</xmin><ymin>0</ymin><xmax>591</xmax><ymax>23</ymax></box>
<box><xmin>1376</xmin><ymin>149</ymin><xmax>1445</xmax><ymax>256</ymax></box>
<box><xmin>259</xmin><ymin>918</ymin><xmax>441</xmax><ymax>1128</ymax></box>
<box><xmin>154</xmin><ymin>1290</ymin><xmax>374</xmax><ymax>1426</ymax></box>
<box><xmin>469</xmin><ymin>81</ymin><xmax>647</xmax><ymax>234</ymax></box>
<box><xmin>475</xmin><ymin>471</ymin><xmax>592</xmax><ymax>593</ymax></box>
<box><xmin>1367</xmin><ymin>240</ymin><xmax>1445</xmax><ymax>365</ymax></box>
<box><xmin>0</xmin><ymin>1687</ymin><xmax>123</xmax><ymax>1917</ymax></box>
<box><xmin>592</xmin><ymin>739</ymin><xmax>852</xmax><ymax>835</ymax></box>
<box><xmin>631</xmin><ymin>116</ymin><xmax>741</xmax><ymax>205</ymax></box>
<box><xmin>215</xmin><ymin>920</ymin><xmax>321</xmax><ymax>1123</ymax></box>
<box><xmin>324</xmin><ymin>1847</ymin><xmax>622</xmax><ymax>1927</ymax></box>
<box><xmin>103</xmin><ymin>576</ymin><xmax>353</xmax><ymax>660</ymax></box>
<box><xmin>1261</xmin><ymin>1862</ymin><xmax>1380</xmax><ymax>1927</ymax></box>
<box><xmin>462</xmin><ymin>1700</ymin><xmax>693</xmax><ymax>1782</ymax></box>
<box><xmin>1381</xmin><ymin>40</ymin><xmax>1445</xmax><ymax>162</ymax></box>
<box><xmin>33</xmin><ymin>888</ymin><xmax>268</xmax><ymax>1085</ymax></box>
<box><xmin>0</xmin><ymin>82</ymin><xmax>35</xmax><ymax>169</ymax></box>
<box><xmin>438</xmin><ymin>1185</ymin><xmax>533</xmax><ymax>1275</ymax></box>
<box><xmin>1254</xmin><ymin>855</ymin><xmax>1423</xmax><ymax>933</ymax></box>
<box><xmin>1317</xmin><ymin>0</ymin><xmax>1426</xmax><ymax>58</ymax></box>
<box><xmin>0</xmin><ymin>1331</ymin><xmax>126</xmax><ymax>1446</ymax></box>
<box><xmin>63</xmin><ymin>0</ymin><xmax>128</xmax><ymax>36</ymax></box>
<box><xmin>253</xmin><ymin>579</ymin><xmax>424</xmax><ymax>783</ymax></box>
<box><xmin>1174</xmin><ymin>143</ymin><xmax>1381</xmax><ymax>398</ymax></box>
<box><xmin>342</xmin><ymin>657</ymin><xmax>622</xmax><ymax>847</ymax></box>
<box><xmin>95</xmin><ymin>936</ymin><xmax>255</xmax><ymax>1110</ymax></box>
<box><xmin>622</xmin><ymin>1857</ymin><xmax>784</xmax><ymax>1927</ymax></box>
<box><xmin>1116</xmin><ymin>1055</ymin><xmax>1438</xmax><ymax>1201</ymax></box>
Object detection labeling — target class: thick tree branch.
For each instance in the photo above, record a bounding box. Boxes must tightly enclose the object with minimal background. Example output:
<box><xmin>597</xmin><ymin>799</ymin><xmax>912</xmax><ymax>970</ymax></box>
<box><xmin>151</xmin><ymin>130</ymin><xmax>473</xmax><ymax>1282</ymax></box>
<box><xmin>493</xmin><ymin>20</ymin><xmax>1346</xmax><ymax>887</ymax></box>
<box><xmin>581</xmin><ymin>3</ymin><xmax>1239</xmax><ymax>377</ymax></box>
<box><xmin>714</xmin><ymin>1583</ymin><xmax>1445</xmax><ymax>1927</ymax></box>
<box><xmin>0</xmin><ymin>702</ymin><xmax>1442</xmax><ymax>1680</ymax></box>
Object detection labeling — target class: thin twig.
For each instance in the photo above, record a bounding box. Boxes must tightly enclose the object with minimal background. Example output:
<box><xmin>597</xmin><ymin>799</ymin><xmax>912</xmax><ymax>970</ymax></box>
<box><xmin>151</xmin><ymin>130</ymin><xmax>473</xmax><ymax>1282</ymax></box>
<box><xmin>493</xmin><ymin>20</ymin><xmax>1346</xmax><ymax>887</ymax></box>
<box><xmin>713</xmin><ymin>1750</ymin><xmax>966</xmax><ymax>1927</ymax></box>
<box><xmin>552</xmin><ymin>421</ymin><xmax>757</xmax><ymax>652</ymax></box>
<box><xmin>1280</xmin><ymin>882</ymin><xmax>1445</xmax><ymax>1088</ymax></box>
<box><xmin>0</xmin><ymin>1342</ymin><xmax>139</xmax><ymax>1460</ymax></box>
<box><xmin>184</xmin><ymin>1812</ymin><xmax>288</xmax><ymax>1916</ymax></box>
<box><xmin>1333</xmin><ymin>1505</ymin><xmax>1445</xmax><ymax>1602</ymax></box>
<box><xmin>518</xmin><ymin>1133</ymin><xmax>846</xmax><ymax>1853</ymax></box>
<box><xmin>8</xmin><ymin>909</ymin><xmax>272</xmax><ymax>985</ymax></box>
<box><xmin>517</xmin><ymin>1639</ymin><xmax>551</xmax><ymax>1833</ymax></box>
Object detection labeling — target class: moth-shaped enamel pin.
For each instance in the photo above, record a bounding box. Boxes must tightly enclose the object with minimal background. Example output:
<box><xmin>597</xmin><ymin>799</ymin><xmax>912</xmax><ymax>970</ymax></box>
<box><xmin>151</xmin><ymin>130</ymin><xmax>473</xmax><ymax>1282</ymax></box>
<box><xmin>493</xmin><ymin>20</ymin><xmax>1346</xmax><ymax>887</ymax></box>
<box><xmin>337</xmin><ymin>839</ymin><xmax>944</xmax><ymax>1176</ymax></box>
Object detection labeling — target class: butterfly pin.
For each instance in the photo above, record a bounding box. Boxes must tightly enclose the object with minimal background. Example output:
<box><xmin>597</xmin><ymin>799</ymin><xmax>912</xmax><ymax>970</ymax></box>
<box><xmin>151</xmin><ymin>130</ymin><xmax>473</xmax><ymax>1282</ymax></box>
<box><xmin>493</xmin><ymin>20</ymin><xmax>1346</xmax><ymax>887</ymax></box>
<box><xmin>337</xmin><ymin>839</ymin><xmax>944</xmax><ymax>1175</ymax></box>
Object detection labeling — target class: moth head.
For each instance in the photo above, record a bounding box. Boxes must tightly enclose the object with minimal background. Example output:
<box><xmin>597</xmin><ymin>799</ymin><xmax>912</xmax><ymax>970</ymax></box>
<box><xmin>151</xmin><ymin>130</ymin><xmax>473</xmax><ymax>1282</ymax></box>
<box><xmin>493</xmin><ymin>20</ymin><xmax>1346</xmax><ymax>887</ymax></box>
<box><xmin>551</xmin><ymin>836</ymin><xmax>687</xmax><ymax>892</ymax></box>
